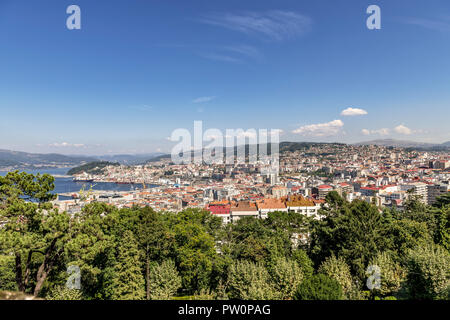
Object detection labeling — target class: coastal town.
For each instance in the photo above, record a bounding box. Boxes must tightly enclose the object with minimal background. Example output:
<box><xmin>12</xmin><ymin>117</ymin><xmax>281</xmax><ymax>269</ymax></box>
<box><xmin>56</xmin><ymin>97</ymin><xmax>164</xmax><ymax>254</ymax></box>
<box><xmin>53</xmin><ymin>143</ymin><xmax>450</xmax><ymax>223</ymax></box>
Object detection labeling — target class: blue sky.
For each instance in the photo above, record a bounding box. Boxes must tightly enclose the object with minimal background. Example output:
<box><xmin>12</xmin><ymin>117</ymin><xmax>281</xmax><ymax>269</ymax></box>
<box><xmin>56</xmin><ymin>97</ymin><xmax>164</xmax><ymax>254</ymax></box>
<box><xmin>0</xmin><ymin>0</ymin><xmax>449</xmax><ymax>154</ymax></box>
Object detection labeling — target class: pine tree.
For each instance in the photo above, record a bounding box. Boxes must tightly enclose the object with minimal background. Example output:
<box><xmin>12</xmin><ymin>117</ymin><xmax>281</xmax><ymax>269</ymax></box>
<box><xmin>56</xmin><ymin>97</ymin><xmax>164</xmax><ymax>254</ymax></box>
<box><xmin>111</xmin><ymin>231</ymin><xmax>145</xmax><ymax>300</ymax></box>
<box><xmin>436</xmin><ymin>207</ymin><xmax>450</xmax><ymax>251</ymax></box>
<box><xmin>148</xmin><ymin>260</ymin><xmax>181</xmax><ymax>300</ymax></box>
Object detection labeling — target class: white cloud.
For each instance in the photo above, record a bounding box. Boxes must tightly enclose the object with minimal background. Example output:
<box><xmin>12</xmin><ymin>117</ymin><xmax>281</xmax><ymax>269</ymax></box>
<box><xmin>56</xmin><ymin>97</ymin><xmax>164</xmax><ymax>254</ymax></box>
<box><xmin>362</xmin><ymin>128</ymin><xmax>390</xmax><ymax>136</ymax></box>
<box><xmin>192</xmin><ymin>96</ymin><xmax>216</xmax><ymax>103</ymax></box>
<box><xmin>362</xmin><ymin>125</ymin><xmax>422</xmax><ymax>136</ymax></box>
<box><xmin>223</xmin><ymin>45</ymin><xmax>263</xmax><ymax>60</ymax></box>
<box><xmin>341</xmin><ymin>107</ymin><xmax>368</xmax><ymax>116</ymax></box>
<box><xmin>200</xmin><ymin>53</ymin><xmax>241</xmax><ymax>63</ymax></box>
<box><xmin>400</xmin><ymin>17</ymin><xmax>450</xmax><ymax>33</ymax></box>
<box><xmin>394</xmin><ymin>124</ymin><xmax>413</xmax><ymax>135</ymax></box>
<box><xmin>199</xmin><ymin>10</ymin><xmax>312</xmax><ymax>41</ymax></box>
<box><xmin>375</xmin><ymin>128</ymin><xmax>390</xmax><ymax>135</ymax></box>
<box><xmin>49</xmin><ymin>142</ymin><xmax>85</xmax><ymax>148</ymax></box>
<box><xmin>127</xmin><ymin>104</ymin><xmax>153</xmax><ymax>112</ymax></box>
<box><xmin>292</xmin><ymin>120</ymin><xmax>344</xmax><ymax>137</ymax></box>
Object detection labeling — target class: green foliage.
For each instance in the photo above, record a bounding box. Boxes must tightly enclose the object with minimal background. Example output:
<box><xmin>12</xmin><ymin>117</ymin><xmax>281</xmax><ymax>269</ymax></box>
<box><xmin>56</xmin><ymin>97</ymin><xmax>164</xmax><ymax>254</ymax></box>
<box><xmin>294</xmin><ymin>274</ymin><xmax>344</xmax><ymax>300</ymax></box>
<box><xmin>325</xmin><ymin>191</ymin><xmax>346</xmax><ymax>210</ymax></box>
<box><xmin>269</xmin><ymin>257</ymin><xmax>303</xmax><ymax>300</ymax></box>
<box><xmin>292</xmin><ymin>249</ymin><xmax>314</xmax><ymax>279</ymax></box>
<box><xmin>0</xmin><ymin>171</ymin><xmax>68</xmax><ymax>296</ymax></box>
<box><xmin>310</xmin><ymin>200</ymin><xmax>388</xmax><ymax>281</ymax></box>
<box><xmin>0</xmin><ymin>170</ymin><xmax>56</xmax><ymax>203</ymax></box>
<box><xmin>67</xmin><ymin>161</ymin><xmax>119</xmax><ymax>176</ymax></box>
<box><xmin>434</xmin><ymin>193</ymin><xmax>450</xmax><ymax>208</ymax></box>
<box><xmin>435</xmin><ymin>207</ymin><xmax>450</xmax><ymax>251</ymax></box>
<box><xmin>227</xmin><ymin>260</ymin><xmax>275</xmax><ymax>300</ymax></box>
<box><xmin>0</xmin><ymin>255</ymin><xmax>17</xmax><ymax>291</ymax></box>
<box><xmin>318</xmin><ymin>255</ymin><xmax>353</xmax><ymax>298</ymax></box>
<box><xmin>2</xmin><ymin>170</ymin><xmax>450</xmax><ymax>301</ymax></box>
<box><xmin>172</xmin><ymin>217</ymin><xmax>217</xmax><ymax>293</ymax></box>
<box><xmin>385</xmin><ymin>218</ymin><xmax>431</xmax><ymax>257</ymax></box>
<box><xmin>46</xmin><ymin>286</ymin><xmax>83</xmax><ymax>300</ymax></box>
<box><xmin>405</xmin><ymin>243</ymin><xmax>450</xmax><ymax>300</ymax></box>
<box><xmin>402</xmin><ymin>198</ymin><xmax>437</xmax><ymax>234</ymax></box>
<box><xmin>375</xmin><ymin>295</ymin><xmax>397</xmax><ymax>300</ymax></box>
<box><xmin>148</xmin><ymin>260</ymin><xmax>181</xmax><ymax>300</ymax></box>
<box><xmin>136</xmin><ymin>207</ymin><xmax>173</xmax><ymax>262</ymax></box>
<box><xmin>111</xmin><ymin>231</ymin><xmax>145</xmax><ymax>300</ymax></box>
<box><xmin>369</xmin><ymin>251</ymin><xmax>406</xmax><ymax>297</ymax></box>
<box><xmin>65</xmin><ymin>202</ymin><xmax>116</xmax><ymax>299</ymax></box>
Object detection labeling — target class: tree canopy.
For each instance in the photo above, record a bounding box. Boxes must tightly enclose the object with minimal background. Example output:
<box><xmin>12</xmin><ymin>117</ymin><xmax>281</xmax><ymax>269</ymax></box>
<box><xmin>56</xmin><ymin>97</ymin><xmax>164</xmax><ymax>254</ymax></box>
<box><xmin>0</xmin><ymin>172</ymin><xmax>449</xmax><ymax>300</ymax></box>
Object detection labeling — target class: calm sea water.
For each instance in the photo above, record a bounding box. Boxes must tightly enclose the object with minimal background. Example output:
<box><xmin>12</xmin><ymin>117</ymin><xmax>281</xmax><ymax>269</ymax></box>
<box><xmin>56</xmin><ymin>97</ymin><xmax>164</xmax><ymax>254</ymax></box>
<box><xmin>0</xmin><ymin>168</ymin><xmax>153</xmax><ymax>199</ymax></box>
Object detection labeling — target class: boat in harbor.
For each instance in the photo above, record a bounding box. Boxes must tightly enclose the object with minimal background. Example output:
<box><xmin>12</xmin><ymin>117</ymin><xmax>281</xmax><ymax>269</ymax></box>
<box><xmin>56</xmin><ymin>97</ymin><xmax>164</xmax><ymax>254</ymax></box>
<box><xmin>73</xmin><ymin>177</ymin><xmax>94</xmax><ymax>182</ymax></box>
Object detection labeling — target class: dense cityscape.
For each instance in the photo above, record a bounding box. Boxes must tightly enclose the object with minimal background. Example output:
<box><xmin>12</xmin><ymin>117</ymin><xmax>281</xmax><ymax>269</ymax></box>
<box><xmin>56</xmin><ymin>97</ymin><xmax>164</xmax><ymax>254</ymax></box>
<box><xmin>61</xmin><ymin>143</ymin><xmax>450</xmax><ymax>221</ymax></box>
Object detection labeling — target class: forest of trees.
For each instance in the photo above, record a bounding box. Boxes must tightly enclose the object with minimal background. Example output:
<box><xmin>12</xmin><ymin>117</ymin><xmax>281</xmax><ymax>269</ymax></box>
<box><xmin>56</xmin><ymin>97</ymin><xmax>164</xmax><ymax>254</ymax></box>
<box><xmin>0</xmin><ymin>171</ymin><xmax>449</xmax><ymax>300</ymax></box>
<box><xmin>67</xmin><ymin>161</ymin><xmax>120</xmax><ymax>176</ymax></box>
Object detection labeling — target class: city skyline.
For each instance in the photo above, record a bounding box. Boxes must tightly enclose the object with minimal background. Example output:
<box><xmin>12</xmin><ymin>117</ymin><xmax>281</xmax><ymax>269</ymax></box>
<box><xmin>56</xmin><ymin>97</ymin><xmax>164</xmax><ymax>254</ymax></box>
<box><xmin>1</xmin><ymin>0</ymin><xmax>450</xmax><ymax>155</ymax></box>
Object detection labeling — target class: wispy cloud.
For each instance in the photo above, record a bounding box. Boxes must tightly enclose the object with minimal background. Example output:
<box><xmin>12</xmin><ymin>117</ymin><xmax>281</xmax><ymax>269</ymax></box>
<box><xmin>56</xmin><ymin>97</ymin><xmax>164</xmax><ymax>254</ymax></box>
<box><xmin>49</xmin><ymin>142</ymin><xmax>85</xmax><ymax>148</ymax></box>
<box><xmin>199</xmin><ymin>10</ymin><xmax>312</xmax><ymax>41</ymax></box>
<box><xmin>192</xmin><ymin>96</ymin><xmax>216</xmax><ymax>103</ymax></box>
<box><xmin>400</xmin><ymin>16</ymin><xmax>450</xmax><ymax>33</ymax></box>
<box><xmin>341</xmin><ymin>107</ymin><xmax>368</xmax><ymax>116</ymax></box>
<box><xmin>362</xmin><ymin>125</ymin><xmax>424</xmax><ymax>136</ymax></box>
<box><xmin>292</xmin><ymin>120</ymin><xmax>344</xmax><ymax>137</ymax></box>
<box><xmin>198</xmin><ymin>45</ymin><xmax>262</xmax><ymax>64</ymax></box>
<box><xmin>199</xmin><ymin>53</ymin><xmax>242</xmax><ymax>63</ymax></box>
<box><xmin>361</xmin><ymin>128</ymin><xmax>390</xmax><ymax>136</ymax></box>
<box><xmin>127</xmin><ymin>104</ymin><xmax>153</xmax><ymax>112</ymax></box>
<box><xmin>223</xmin><ymin>45</ymin><xmax>263</xmax><ymax>60</ymax></box>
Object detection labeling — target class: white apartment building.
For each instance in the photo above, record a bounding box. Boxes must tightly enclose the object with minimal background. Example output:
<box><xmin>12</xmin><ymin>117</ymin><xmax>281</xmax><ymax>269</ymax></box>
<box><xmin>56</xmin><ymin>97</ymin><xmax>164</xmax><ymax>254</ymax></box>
<box><xmin>400</xmin><ymin>182</ymin><xmax>428</xmax><ymax>204</ymax></box>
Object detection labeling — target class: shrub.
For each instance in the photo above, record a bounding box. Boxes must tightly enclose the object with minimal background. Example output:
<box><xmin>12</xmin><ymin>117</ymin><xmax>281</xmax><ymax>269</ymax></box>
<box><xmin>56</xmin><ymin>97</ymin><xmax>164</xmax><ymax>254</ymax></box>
<box><xmin>318</xmin><ymin>255</ymin><xmax>353</xmax><ymax>298</ymax></box>
<box><xmin>227</xmin><ymin>260</ymin><xmax>275</xmax><ymax>300</ymax></box>
<box><xmin>406</xmin><ymin>244</ymin><xmax>450</xmax><ymax>299</ymax></box>
<box><xmin>270</xmin><ymin>257</ymin><xmax>303</xmax><ymax>300</ymax></box>
<box><xmin>294</xmin><ymin>274</ymin><xmax>343</xmax><ymax>300</ymax></box>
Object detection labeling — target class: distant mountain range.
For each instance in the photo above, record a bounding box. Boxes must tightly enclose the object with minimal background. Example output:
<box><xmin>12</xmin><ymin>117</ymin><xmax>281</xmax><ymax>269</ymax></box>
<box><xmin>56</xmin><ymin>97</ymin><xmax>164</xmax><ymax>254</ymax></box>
<box><xmin>0</xmin><ymin>150</ymin><xmax>165</xmax><ymax>170</ymax></box>
<box><xmin>354</xmin><ymin>139</ymin><xmax>450</xmax><ymax>150</ymax></box>
<box><xmin>1</xmin><ymin>140</ymin><xmax>448</xmax><ymax>170</ymax></box>
<box><xmin>144</xmin><ymin>141</ymin><xmax>348</xmax><ymax>164</ymax></box>
<box><xmin>96</xmin><ymin>153</ymin><xmax>166</xmax><ymax>165</ymax></box>
<box><xmin>0</xmin><ymin>149</ymin><xmax>97</xmax><ymax>169</ymax></box>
